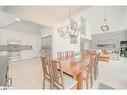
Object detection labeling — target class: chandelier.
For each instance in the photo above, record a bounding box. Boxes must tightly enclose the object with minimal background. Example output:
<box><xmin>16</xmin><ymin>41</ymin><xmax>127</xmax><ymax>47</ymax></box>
<box><xmin>100</xmin><ymin>7</ymin><xmax>109</xmax><ymax>31</ymax></box>
<box><xmin>57</xmin><ymin>6</ymin><xmax>80</xmax><ymax>40</ymax></box>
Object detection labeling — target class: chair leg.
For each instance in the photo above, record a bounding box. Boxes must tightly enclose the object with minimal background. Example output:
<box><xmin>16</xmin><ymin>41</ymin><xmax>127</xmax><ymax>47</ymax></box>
<box><xmin>50</xmin><ymin>82</ymin><xmax>53</xmax><ymax>89</ymax></box>
<box><xmin>90</xmin><ymin>75</ymin><xmax>93</xmax><ymax>88</ymax></box>
<box><xmin>53</xmin><ymin>83</ymin><xmax>55</xmax><ymax>89</ymax></box>
<box><xmin>95</xmin><ymin>66</ymin><xmax>99</xmax><ymax>80</ymax></box>
<box><xmin>94</xmin><ymin>69</ymin><xmax>96</xmax><ymax>80</ymax></box>
<box><xmin>86</xmin><ymin>78</ymin><xmax>88</xmax><ymax>89</ymax></box>
<box><xmin>43</xmin><ymin>77</ymin><xmax>45</xmax><ymax>89</ymax></box>
<box><xmin>50</xmin><ymin>83</ymin><xmax>52</xmax><ymax>89</ymax></box>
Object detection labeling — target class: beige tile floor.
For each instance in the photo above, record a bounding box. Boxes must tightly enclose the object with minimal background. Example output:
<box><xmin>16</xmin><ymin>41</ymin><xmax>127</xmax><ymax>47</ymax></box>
<box><xmin>9</xmin><ymin>57</ymin><xmax>127</xmax><ymax>89</ymax></box>
<box><xmin>9</xmin><ymin>57</ymin><xmax>44</xmax><ymax>89</ymax></box>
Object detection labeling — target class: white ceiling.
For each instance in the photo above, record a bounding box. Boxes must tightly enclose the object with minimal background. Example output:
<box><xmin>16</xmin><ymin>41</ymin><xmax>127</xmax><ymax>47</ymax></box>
<box><xmin>0</xmin><ymin>10</ymin><xmax>16</xmax><ymax>27</ymax></box>
<box><xmin>35</xmin><ymin>6</ymin><xmax>89</xmax><ymax>20</ymax></box>
<box><xmin>6</xmin><ymin>20</ymin><xmax>44</xmax><ymax>34</ymax></box>
<box><xmin>0</xmin><ymin>6</ymin><xmax>89</xmax><ymax>34</ymax></box>
<box><xmin>0</xmin><ymin>10</ymin><xmax>48</xmax><ymax>34</ymax></box>
<box><xmin>1</xmin><ymin>6</ymin><xmax>89</xmax><ymax>26</ymax></box>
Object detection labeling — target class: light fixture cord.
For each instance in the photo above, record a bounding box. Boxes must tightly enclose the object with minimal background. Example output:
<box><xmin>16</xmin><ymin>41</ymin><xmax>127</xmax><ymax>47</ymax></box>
<box><xmin>69</xmin><ymin>6</ymin><xmax>71</xmax><ymax>21</ymax></box>
<box><xmin>105</xmin><ymin>6</ymin><xmax>107</xmax><ymax>21</ymax></box>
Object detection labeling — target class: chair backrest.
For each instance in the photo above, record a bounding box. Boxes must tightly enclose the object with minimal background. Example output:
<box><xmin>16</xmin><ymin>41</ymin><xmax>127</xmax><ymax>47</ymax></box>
<box><xmin>87</xmin><ymin>56</ymin><xmax>94</xmax><ymax>73</ymax></box>
<box><xmin>57</xmin><ymin>52</ymin><xmax>62</xmax><ymax>60</ymax></box>
<box><xmin>93</xmin><ymin>53</ymin><xmax>100</xmax><ymax>68</ymax></box>
<box><xmin>51</xmin><ymin>60</ymin><xmax>64</xmax><ymax>89</ymax></box>
<box><xmin>57</xmin><ymin>51</ymin><xmax>75</xmax><ymax>61</ymax></box>
<box><xmin>65</xmin><ymin>51</ymin><xmax>68</xmax><ymax>60</ymax></box>
<box><xmin>40</xmin><ymin>56</ymin><xmax>53</xmax><ymax>80</ymax></box>
<box><xmin>71</xmin><ymin>51</ymin><xmax>74</xmax><ymax>58</ymax></box>
<box><xmin>57</xmin><ymin>52</ymin><xmax>61</xmax><ymax>60</ymax></box>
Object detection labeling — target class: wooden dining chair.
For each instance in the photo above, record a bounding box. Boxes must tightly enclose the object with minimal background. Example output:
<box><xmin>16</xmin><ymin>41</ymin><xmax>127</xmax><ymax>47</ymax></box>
<box><xmin>40</xmin><ymin>56</ymin><xmax>53</xmax><ymax>89</ymax></box>
<box><xmin>67</xmin><ymin>51</ymin><xmax>69</xmax><ymax>59</ymax></box>
<box><xmin>65</xmin><ymin>51</ymin><xmax>68</xmax><ymax>60</ymax></box>
<box><xmin>57</xmin><ymin>52</ymin><xmax>61</xmax><ymax>60</ymax></box>
<box><xmin>51</xmin><ymin>60</ymin><xmax>77</xmax><ymax>89</ymax></box>
<box><xmin>93</xmin><ymin>53</ymin><xmax>100</xmax><ymax>80</ymax></box>
<box><xmin>83</xmin><ymin>56</ymin><xmax>95</xmax><ymax>89</ymax></box>
<box><xmin>57</xmin><ymin>52</ymin><xmax>64</xmax><ymax>60</ymax></box>
<box><xmin>71</xmin><ymin>51</ymin><xmax>74</xmax><ymax>58</ymax></box>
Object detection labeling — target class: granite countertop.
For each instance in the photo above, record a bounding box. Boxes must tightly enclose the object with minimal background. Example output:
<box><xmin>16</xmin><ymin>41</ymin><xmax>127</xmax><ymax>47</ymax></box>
<box><xmin>0</xmin><ymin>56</ymin><xmax>9</xmax><ymax>86</ymax></box>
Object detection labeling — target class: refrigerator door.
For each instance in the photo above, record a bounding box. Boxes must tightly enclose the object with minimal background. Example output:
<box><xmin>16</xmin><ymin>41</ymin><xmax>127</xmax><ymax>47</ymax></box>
<box><xmin>41</xmin><ymin>36</ymin><xmax>52</xmax><ymax>58</ymax></box>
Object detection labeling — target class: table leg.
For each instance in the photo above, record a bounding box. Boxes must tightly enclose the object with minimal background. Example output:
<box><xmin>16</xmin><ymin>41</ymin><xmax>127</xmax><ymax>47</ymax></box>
<box><xmin>76</xmin><ymin>71</ymin><xmax>83</xmax><ymax>89</ymax></box>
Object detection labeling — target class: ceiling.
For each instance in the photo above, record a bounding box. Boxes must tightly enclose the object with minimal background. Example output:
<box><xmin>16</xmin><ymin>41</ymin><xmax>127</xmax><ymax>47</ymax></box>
<box><xmin>0</xmin><ymin>10</ymin><xmax>16</xmax><ymax>27</ymax></box>
<box><xmin>0</xmin><ymin>10</ymin><xmax>48</xmax><ymax>34</ymax></box>
<box><xmin>1</xmin><ymin>6</ymin><xmax>89</xmax><ymax>26</ymax></box>
<box><xmin>0</xmin><ymin>6</ymin><xmax>89</xmax><ymax>34</ymax></box>
<box><xmin>34</xmin><ymin>6</ymin><xmax>89</xmax><ymax>20</ymax></box>
<box><xmin>6</xmin><ymin>20</ymin><xmax>44</xmax><ymax>34</ymax></box>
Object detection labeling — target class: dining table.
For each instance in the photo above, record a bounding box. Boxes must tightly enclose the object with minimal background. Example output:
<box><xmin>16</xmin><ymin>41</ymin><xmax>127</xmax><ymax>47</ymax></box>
<box><xmin>59</xmin><ymin>57</ymin><xmax>87</xmax><ymax>89</ymax></box>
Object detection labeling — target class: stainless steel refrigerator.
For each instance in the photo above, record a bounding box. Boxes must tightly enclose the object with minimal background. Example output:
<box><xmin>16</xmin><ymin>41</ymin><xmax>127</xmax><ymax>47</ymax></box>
<box><xmin>41</xmin><ymin>36</ymin><xmax>52</xmax><ymax>58</ymax></box>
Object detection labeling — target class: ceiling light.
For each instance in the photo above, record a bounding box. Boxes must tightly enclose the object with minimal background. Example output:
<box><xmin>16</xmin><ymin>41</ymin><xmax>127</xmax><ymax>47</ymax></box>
<box><xmin>57</xmin><ymin>6</ymin><xmax>80</xmax><ymax>41</ymax></box>
<box><xmin>100</xmin><ymin>7</ymin><xmax>109</xmax><ymax>31</ymax></box>
<box><xmin>15</xmin><ymin>18</ymin><xmax>21</xmax><ymax>21</ymax></box>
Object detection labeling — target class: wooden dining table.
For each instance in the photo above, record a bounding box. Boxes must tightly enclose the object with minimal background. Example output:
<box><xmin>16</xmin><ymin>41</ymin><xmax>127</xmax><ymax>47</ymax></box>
<box><xmin>59</xmin><ymin>57</ymin><xmax>86</xmax><ymax>89</ymax></box>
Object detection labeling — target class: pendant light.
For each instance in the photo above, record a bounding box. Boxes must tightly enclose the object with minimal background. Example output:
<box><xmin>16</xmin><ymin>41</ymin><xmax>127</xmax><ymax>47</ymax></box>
<box><xmin>100</xmin><ymin>6</ymin><xmax>109</xmax><ymax>31</ymax></box>
<box><xmin>57</xmin><ymin>6</ymin><xmax>80</xmax><ymax>40</ymax></box>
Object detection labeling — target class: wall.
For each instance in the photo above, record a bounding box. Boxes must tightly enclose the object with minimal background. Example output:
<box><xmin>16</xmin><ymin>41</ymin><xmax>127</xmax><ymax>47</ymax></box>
<box><xmin>79</xmin><ymin>6</ymin><xmax>126</xmax><ymax>35</ymax></box>
<box><xmin>52</xmin><ymin>27</ymin><xmax>81</xmax><ymax>58</ymax></box>
<box><xmin>0</xmin><ymin>29</ymin><xmax>41</xmax><ymax>59</ymax></box>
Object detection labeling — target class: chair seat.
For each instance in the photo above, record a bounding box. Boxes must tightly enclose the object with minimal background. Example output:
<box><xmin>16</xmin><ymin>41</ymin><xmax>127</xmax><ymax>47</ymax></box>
<box><xmin>63</xmin><ymin>74</ymin><xmax>77</xmax><ymax>89</ymax></box>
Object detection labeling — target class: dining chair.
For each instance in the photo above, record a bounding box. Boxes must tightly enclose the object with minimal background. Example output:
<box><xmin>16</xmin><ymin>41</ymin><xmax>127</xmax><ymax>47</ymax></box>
<box><xmin>51</xmin><ymin>60</ymin><xmax>77</xmax><ymax>89</ymax></box>
<box><xmin>57</xmin><ymin>52</ymin><xmax>64</xmax><ymax>60</ymax></box>
<box><xmin>83</xmin><ymin>56</ymin><xmax>95</xmax><ymax>89</ymax></box>
<box><xmin>65</xmin><ymin>51</ymin><xmax>68</xmax><ymax>60</ymax></box>
<box><xmin>57</xmin><ymin>52</ymin><xmax>61</xmax><ymax>60</ymax></box>
<box><xmin>67</xmin><ymin>51</ymin><xmax>69</xmax><ymax>59</ymax></box>
<box><xmin>93</xmin><ymin>53</ymin><xmax>100</xmax><ymax>80</ymax></box>
<box><xmin>40</xmin><ymin>56</ymin><xmax>53</xmax><ymax>89</ymax></box>
<box><xmin>71</xmin><ymin>51</ymin><xmax>74</xmax><ymax>58</ymax></box>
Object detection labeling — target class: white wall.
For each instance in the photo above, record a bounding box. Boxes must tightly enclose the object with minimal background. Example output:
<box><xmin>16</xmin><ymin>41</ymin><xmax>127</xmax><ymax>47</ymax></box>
<box><xmin>0</xmin><ymin>29</ymin><xmax>41</xmax><ymax>59</ymax></box>
<box><xmin>79</xmin><ymin>6</ymin><xmax>127</xmax><ymax>35</ymax></box>
<box><xmin>52</xmin><ymin>27</ymin><xmax>80</xmax><ymax>58</ymax></box>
